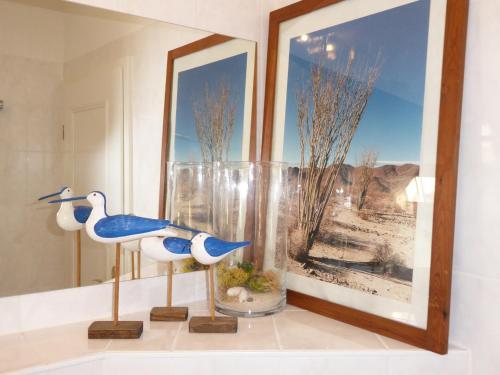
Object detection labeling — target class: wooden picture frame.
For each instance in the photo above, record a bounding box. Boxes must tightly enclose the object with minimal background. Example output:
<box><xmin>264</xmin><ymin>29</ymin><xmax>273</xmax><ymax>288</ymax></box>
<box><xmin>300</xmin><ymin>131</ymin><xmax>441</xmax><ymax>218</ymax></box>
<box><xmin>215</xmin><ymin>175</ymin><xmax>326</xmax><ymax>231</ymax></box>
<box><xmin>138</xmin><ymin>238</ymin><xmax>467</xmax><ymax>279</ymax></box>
<box><xmin>159</xmin><ymin>34</ymin><xmax>257</xmax><ymax>218</ymax></box>
<box><xmin>262</xmin><ymin>0</ymin><xmax>468</xmax><ymax>354</ymax></box>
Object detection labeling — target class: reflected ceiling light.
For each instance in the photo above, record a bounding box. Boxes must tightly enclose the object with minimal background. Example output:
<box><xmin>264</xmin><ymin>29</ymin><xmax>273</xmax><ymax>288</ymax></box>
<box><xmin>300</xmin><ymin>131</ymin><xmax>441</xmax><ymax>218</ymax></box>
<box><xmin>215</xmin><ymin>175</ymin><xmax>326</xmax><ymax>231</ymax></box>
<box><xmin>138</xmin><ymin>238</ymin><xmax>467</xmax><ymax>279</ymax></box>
<box><xmin>405</xmin><ymin>177</ymin><xmax>435</xmax><ymax>203</ymax></box>
<box><xmin>326</xmin><ymin>43</ymin><xmax>335</xmax><ymax>52</ymax></box>
<box><xmin>299</xmin><ymin>34</ymin><xmax>309</xmax><ymax>42</ymax></box>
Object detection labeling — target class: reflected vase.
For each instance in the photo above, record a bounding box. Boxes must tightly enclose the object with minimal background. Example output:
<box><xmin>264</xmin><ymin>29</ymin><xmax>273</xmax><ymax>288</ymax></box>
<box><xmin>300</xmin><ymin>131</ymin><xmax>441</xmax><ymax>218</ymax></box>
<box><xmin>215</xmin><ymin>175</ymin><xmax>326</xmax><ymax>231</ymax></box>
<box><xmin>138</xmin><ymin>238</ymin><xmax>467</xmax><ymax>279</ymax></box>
<box><xmin>164</xmin><ymin>162</ymin><xmax>213</xmax><ymax>274</ymax></box>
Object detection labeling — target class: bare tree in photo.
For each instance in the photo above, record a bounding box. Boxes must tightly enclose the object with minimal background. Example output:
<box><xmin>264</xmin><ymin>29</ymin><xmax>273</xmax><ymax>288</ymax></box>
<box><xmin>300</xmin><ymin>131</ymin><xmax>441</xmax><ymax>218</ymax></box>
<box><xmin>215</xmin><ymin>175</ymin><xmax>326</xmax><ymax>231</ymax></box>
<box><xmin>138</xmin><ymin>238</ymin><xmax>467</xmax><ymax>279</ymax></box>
<box><xmin>192</xmin><ymin>80</ymin><xmax>236</xmax><ymax>162</ymax></box>
<box><xmin>292</xmin><ymin>49</ymin><xmax>381</xmax><ymax>262</ymax></box>
<box><xmin>356</xmin><ymin>149</ymin><xmax>378</xmax><ymax>212</ymax></box>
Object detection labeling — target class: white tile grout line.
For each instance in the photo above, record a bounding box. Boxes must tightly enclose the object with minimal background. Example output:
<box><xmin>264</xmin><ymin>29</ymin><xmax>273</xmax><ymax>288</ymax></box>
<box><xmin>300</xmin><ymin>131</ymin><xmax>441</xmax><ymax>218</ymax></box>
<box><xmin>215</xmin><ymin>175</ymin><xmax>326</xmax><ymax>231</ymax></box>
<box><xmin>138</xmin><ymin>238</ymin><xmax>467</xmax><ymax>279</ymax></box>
<box><xmin>103</xmin><ymin>338</ymin><xmax>113</xmax><ymax>351</ymax></box>
<box><xmin>271</xmin><ymin>315</ymin><xmax>283</xmax><ymax>350</ymax></box>
<box><xmin>453</xmin><ymin>269</ymin><xmax>500</xmax><ymax>282</ymax></box>
<box><xmin>374</xmin><ymin>334</ymin><xmax>390</xmax><ymax>350</ymax></box>
<box><xmin>170</xmin><ymin>321</ymin><xmax>184</xmax><ymax>351</ymax></box>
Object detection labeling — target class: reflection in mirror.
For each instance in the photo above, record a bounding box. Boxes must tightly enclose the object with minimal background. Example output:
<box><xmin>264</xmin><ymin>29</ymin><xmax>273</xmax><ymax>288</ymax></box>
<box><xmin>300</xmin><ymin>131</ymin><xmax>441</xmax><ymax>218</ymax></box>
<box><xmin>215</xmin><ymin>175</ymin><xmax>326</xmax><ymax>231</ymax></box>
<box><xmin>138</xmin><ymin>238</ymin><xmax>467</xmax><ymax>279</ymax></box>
<box><xmin>158</xmin><ymin>33</ymin><xmax>258</xmax><ymax>277</ymax></box>
<box><xmin>0</xmin><ymin>0</ymin><xmax>256</xmax><ymax>298</ymax></box>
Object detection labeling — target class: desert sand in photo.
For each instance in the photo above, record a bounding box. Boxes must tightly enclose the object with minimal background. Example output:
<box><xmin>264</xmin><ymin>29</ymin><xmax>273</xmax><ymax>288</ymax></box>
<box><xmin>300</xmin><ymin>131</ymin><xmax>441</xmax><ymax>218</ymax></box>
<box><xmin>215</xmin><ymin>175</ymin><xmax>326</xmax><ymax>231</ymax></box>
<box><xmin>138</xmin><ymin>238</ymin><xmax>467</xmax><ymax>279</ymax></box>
<box><xmin>288</xmin><ymin>163</ymin><xmax>418</xmax><ymax>303</ymax></box>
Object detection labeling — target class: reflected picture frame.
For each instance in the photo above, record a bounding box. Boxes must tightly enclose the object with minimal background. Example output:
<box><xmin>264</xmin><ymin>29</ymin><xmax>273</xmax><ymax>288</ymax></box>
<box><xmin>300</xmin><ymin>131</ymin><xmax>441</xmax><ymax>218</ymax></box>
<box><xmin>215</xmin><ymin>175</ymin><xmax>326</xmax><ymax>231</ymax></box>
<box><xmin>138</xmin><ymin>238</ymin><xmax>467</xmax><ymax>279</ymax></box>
<box><xmin>261</xmin><ymin>0</ymin><xmax>468</xmax><ymax>353</ymax></box>
<box><xmin>159</xmin><ymin>34</ymin><xmax>257</xmax><ymax>217</ymax></box>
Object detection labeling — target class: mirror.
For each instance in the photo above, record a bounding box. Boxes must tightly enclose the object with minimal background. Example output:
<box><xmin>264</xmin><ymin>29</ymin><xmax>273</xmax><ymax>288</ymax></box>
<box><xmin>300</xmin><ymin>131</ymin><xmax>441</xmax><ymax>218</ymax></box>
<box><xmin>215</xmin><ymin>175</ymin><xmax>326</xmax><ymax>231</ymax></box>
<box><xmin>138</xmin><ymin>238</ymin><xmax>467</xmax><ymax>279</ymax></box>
<box><xmin>0</xmin><ymin>0</ymin><xmax>256</xmax><ymax>298</ymax></box>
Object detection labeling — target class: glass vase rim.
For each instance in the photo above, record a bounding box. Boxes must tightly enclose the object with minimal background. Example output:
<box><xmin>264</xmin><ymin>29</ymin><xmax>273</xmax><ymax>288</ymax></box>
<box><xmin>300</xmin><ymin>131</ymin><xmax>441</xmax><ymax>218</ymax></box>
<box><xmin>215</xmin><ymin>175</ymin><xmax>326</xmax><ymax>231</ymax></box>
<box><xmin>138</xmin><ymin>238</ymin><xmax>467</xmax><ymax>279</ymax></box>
<box><xmin>213</xmin><ymin>160</ymin><xmax>290</xmax><ymax>167</ymax></box>
<box><xmin>165</xmin><ymin>160</ymin><xmax>290</xmax><ymax>167</ymax></box>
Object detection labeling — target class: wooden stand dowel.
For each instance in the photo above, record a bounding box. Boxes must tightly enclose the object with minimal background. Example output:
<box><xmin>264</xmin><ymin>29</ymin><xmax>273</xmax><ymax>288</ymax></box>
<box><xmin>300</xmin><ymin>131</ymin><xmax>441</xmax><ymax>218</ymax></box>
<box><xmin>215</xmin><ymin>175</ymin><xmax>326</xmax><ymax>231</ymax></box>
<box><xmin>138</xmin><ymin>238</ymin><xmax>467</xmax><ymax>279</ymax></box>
<box><xmin>88</xmin><ymin>242</ymin><xmax>143</xmax><ymax>339</ymax></box>
<box><xmin>113</xmin><ymin>243</ymin><xmax>121</xmax><ymax>326</ymax></box>
<box><xmin>149</xmin><ymin>260</ymin><xmax>188</xmax><ymax>322</ymax></box>
<box><xmin>138</xmin><ymin>252</ymin><xmax>141</xmax><ymax>279</ymax></box>
<box><xmin>188</xmin><ymin>263</ymin><xmax>237</xmax><ymax>333</ymax></box>
<box><xmin>131</xmin><ymin>252</ymin><xmax>135</xmax><ymax>280</ymax></box>
<box><xmin>167</xmin><ymin>261</ymin><xmax>173</xmax><ymax>307</ymax></box>
<box><xmin>76</xmin><ymin>230</ymin><xmax>81</xmax><ymax>287</ymax></box>
<box><xmin>209</xmin><ymin>264</ymin><xmax>215</xmax><ymax>321</ymax></box>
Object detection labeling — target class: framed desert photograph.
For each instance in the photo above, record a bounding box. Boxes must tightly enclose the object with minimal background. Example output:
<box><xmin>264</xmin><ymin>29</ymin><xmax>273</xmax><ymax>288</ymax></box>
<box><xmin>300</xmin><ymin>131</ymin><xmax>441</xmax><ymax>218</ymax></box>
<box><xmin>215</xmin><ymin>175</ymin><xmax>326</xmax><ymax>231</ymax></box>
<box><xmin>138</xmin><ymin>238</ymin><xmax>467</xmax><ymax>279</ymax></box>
<box><xmin>262</xmin><ymin>0</ymin><xmax>468</xmax><ymax>353</ymax></box>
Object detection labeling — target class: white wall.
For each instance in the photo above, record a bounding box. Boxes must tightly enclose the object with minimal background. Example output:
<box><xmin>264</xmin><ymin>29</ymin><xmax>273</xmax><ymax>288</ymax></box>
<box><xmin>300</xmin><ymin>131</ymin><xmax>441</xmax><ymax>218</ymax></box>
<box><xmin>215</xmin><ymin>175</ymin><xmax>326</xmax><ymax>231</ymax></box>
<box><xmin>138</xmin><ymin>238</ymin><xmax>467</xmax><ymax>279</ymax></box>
<box><xmin>449</xmin><ymin>0</ymin><xmax>500</xmax><ymax>374</ymax></box>
<box><xmin>65</xmin><ymin>0</ymin><xmax>261</xmax><ymax>42</ymax></box>
<box><xmin>0</xmin><ymin>1</ymin><xmax>72</xmax><ymax>297</ymax></box>
<box><xmin>63</xmin><ymin>10</ymin><xmax>148</xmax><ymax>61</ymax></box>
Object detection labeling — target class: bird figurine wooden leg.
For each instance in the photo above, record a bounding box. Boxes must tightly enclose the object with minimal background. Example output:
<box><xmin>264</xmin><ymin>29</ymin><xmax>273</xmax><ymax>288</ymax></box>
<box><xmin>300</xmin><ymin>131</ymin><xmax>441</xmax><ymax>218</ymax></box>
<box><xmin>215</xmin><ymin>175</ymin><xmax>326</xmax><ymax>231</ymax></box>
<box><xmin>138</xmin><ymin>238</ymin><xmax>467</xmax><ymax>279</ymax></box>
<box><xmin>140</xmin><ymin>236</ymin><xmax>191</xmax><ymax>321</ymax></box>
<box><xmin>122</xmin><ymin>240</ymin><xmax>140</xmax><ymax>280</ymax></box>
<box><xmin>113</xmin><ymin>243</ymin><xmax>121</xmax><ymax>325</ymax></box>
<box><xmin>76</xmin><ymin>230</ymin><xmax>81</xmax><ymax>287</ymax></box>
<box><xmin>49</xmin><ymin>191</ymin><xmax>179</xmax><ymax>339</ymax></box>
<box><xmin>167</xmin><ymin>261</ymin><xmax>173</xmax><ymax>306</ymax></box>
<box><xmin>131</xmin><ymin>252</ymin><xmax>135</xmax><ymax>280</ymax></box>
<box><xmin>209</xmin><ymin>264</ymin><xmax>216</xmax><ymax>321</ymax></box>
<box><xmin>137</xmin><ymin>252</ymin><xmax>141</xmax><ymax>279</ymax></box>
<box><xmin>188</xmin><ymin>232</ymin><xmax>251</xmax><ymax>333</ymax></box>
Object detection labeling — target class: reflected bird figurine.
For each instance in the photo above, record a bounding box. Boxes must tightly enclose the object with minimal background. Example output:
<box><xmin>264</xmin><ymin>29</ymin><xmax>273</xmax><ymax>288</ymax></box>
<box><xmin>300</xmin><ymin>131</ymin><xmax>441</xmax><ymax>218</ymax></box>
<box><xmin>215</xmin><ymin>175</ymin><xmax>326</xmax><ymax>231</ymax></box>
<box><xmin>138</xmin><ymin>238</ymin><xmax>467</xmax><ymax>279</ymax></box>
<box><xmin>38</xmin><ymin>186</ymin><xmax>91</xmax><ymax>231</ymax></box>
<box><xmin>38</xmin><ymin>186</ymin><xmax>91</xmax><ymax>287</ymax></box>
<box><xmin>121</xmin><ymin>240</ymin><xmax>141</xmax><ymax>280</ymax></box>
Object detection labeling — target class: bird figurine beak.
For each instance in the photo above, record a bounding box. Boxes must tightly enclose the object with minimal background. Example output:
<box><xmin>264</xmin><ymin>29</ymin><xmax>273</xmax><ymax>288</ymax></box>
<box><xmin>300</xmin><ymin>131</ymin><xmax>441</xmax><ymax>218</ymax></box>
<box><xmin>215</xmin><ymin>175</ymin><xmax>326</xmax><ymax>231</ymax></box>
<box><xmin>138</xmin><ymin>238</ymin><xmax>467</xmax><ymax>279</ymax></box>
<box><xmin>212</xmin><ymin>239</ymin><xmax>251</xmax><ymax>252</ymax></box>
<box><xmin>49</xmin><ymin>196</ymin><xmax>87</xmax><ymax>204</ymax></box>
<box><xmin>204</xmin><ymin>237</ymin><xmax>251</xmax><ymax>253</ymax></box>
<box><xmin>38</xmin><ymin>187</ymin><xmax>67</xmax><ymax>200</ymax></box>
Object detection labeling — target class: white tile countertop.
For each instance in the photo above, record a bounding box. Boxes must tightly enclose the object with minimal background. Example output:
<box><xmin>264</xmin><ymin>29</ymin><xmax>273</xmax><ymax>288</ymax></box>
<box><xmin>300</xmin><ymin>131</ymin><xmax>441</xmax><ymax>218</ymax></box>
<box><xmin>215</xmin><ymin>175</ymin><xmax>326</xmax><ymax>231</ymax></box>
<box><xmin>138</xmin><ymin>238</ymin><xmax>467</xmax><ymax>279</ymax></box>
<box><xmin>0</xmin><ymin>301</ymin><xmax>468</xmax><ymax>375</ymax></box>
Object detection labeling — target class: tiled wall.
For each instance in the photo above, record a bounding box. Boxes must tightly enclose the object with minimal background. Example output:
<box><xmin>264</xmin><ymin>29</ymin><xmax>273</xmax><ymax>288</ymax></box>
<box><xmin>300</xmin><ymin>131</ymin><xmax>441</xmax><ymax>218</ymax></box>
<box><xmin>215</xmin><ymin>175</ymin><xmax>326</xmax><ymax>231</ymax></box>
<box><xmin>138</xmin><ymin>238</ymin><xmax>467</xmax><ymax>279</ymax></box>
<box><xmin>450</xmin><ymin>0</ymin><xmax>500</xmax><ymax>374</ymax></box>
<box><xmin>0</xmin><ymin>2</ymin><xmax>72</xmax><ymax>297</ymax></box>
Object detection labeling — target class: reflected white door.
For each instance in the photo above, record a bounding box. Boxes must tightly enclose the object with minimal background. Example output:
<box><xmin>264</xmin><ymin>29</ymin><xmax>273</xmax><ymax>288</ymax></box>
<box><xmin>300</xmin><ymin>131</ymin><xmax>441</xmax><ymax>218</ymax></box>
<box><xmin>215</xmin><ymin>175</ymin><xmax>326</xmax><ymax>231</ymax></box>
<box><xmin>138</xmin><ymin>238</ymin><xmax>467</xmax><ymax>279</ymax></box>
<box><xmin>64</xmin><ymin>60</ymin><xmax>130</xmax><ymax>285</ymax></box>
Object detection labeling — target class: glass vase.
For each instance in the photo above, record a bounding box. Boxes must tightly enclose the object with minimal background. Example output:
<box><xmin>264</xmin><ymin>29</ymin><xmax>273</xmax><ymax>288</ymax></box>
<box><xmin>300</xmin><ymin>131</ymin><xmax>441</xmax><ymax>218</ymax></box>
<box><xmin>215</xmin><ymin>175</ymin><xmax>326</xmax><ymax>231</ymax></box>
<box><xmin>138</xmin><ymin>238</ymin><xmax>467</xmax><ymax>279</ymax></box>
<box><xmin>213</xmin><ymin>161</ymin><xmax>289</xmax><ymax>317</ymax></box>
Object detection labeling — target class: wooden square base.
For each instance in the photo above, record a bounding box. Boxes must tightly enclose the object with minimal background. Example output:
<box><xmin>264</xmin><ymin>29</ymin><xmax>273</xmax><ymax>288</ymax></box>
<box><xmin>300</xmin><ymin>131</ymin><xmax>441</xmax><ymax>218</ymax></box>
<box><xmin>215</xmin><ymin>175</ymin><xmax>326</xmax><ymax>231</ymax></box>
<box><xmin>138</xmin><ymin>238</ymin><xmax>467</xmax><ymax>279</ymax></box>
<box><xmin>150</xmin><ymin>306</ymin><xmax>188</xmax><ymax>321</ymax></box>
<box><xmin>189</xmin><ymin>316</ymin><xmax>238</xmax><ymax>333</ymax></box>
<box><xmin>88</xmin><ymin>321</ymin><xmax>143</xmax><ymax>339</ymax></box>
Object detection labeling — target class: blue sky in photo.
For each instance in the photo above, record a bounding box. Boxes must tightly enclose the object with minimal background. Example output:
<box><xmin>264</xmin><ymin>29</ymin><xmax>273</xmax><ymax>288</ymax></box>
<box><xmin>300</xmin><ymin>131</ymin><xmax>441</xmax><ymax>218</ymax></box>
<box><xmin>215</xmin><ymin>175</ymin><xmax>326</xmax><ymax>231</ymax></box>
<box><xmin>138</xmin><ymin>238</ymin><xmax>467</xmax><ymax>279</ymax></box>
<box><xmin>174</xmin><ymin>52</ymin><xmax>248</xmax><ymax>161</ymax></box>
<box><xmin>282</xmin><ymin>0</ymin><xmax>431</xmax><ymax>166</ymax></box>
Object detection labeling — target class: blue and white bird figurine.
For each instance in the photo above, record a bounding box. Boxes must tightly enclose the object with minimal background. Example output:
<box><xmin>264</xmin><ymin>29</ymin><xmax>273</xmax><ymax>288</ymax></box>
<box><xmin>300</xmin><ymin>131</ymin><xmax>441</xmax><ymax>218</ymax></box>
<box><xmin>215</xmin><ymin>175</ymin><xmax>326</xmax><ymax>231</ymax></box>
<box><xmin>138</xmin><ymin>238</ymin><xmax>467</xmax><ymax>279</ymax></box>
<box><xmin>49</xmin><ymin>191</ymin><xmax>178</xmax><ymax>334</ymax></box>
<box><xmin>50</xmin><ymin>191</ymin><xmax>177</xmax><ymax>243</ymax></box>
<box><xmin>39</xmin><ymin>186</ymin><xmax>92</xmax><ymax>231</ymax></box>
<box><xmin>190</xmin><ymin>232</ymin><xmax>250</xmax><ymax>265</ymax></box>
<box><xmin>140</xmin><ymin>236</ymin><xmax>192</xmax><ymax>263</ymax></box>
<box><xmin>140</xmin><ymin>235</ymin><xmax>194</xmax><ymax>319</ymax></box>
<box><xmin>188</xmin><ymin>233</ymin><xmax>251</xmax><ymax>327</ymax></box>
<box><xmin>141</xmin><ymin>233</ymin><xmax>251</xmax><ymax>264</ymax></box>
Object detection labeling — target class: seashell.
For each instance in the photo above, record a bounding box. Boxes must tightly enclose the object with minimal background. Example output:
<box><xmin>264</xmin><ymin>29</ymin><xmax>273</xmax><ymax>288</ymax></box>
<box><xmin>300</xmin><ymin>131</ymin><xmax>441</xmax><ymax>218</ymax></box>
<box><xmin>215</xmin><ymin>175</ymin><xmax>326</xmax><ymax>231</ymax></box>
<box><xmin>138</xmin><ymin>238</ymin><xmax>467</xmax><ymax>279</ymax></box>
<box><xmin>227</xmin><ymin>286</ymin><xmax>249</xmax><ymax>303</ymax></box>
<box><xmin>227</xmin><ymin>286</ymin><xmax>245</xmax><ymax>297</ymax></box>
<box><xmin>238</xmin><ymin>288</ymin><xmax>249</xmax><ymax>303</ymax></box>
